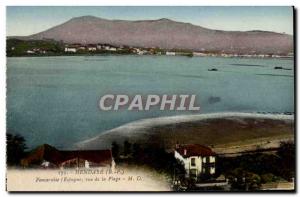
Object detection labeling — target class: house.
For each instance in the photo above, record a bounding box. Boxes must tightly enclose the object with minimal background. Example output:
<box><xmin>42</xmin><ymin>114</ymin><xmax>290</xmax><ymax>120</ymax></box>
<box><xmin>26</xmin><ymin>50</ymin><xmax>35</xmax><ymax>54</ymax></box>
<box><xmin>132</xmin><ymin>48</ymin><xmax>141</xmax><ymax>54</ymax></box>
<box><xmin>174</xmin><ymin>144</ymin><xmax>216</xmax><ymax>179</ymax></box>
<box><xmin>60</xmin><ymin>150</ymin><xmax>115</xmax><ymax>169</ymax></box>
<box><xmin>166</xmin><ymin>51</ymin><xmax>176</xmax><ymax>56</ymax></box>
<box><xmin>138</xmin><ymin>51</ymin><xmax>144</xmax><ymax>55</ymax></box>
<box><xmin>103</xmin><ymin>46</ymin><xmax>110</xmax><ymax>50</ymax></box>
<box><xmin>193</xmin><ymin>52</ymin><xmax>207</xmax><ymax>57</ymax></box>
<box><xmin>87</xmin><ymin>45</ymin><xmax>97</xmax><ymax>51</ymax></box>
<box><xmin>64</xmin><ymin>47</ymin><xmax>77</xmax><ymax>53</ymax></box>
<box><xmin>78</xmin><ymin>46</ymin><xmax>86</xmax><ymax>51</ymax></box>
<box><xmin>96</xmin><ymin>44</ymin><xmax>103</xmax><ymax>50</ymax></box>
<box><xmin>101</xmin><ymin>45</ymin><xmax>117</xmax><ymax>51</ymax></box>
<box><xmin>21</xmin><ymin>144</ymin><xmax>115</xmax><ymax>169</ymax></box>
<box><xmin>106</xmin><ymin>47</ymin><xmax>117</xmax><ymax>51</ymax></box>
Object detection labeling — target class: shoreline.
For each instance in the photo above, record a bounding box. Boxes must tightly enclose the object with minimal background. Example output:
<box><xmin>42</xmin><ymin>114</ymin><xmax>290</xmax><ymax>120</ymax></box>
<box><xmin>6</xmin><ymin>54</ymin><xmax>294</xmax><ymax>60</ymax></box>
<box><xmin>75</xmin><ymin>112</ymin><xmax>294</xmax><ymax>150</ymax></box>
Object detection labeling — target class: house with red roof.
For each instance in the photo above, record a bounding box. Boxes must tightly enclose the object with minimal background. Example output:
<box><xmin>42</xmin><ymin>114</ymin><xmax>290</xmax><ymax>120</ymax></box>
<box><xmin>21</xmin><ymin>144</ymin><xmax>115</xmax><ymax>169</ymax></box>
<box><xmin>174</xmin><ymin>144</ymin><xmax>216</xmax><ymax>179</ymax></box>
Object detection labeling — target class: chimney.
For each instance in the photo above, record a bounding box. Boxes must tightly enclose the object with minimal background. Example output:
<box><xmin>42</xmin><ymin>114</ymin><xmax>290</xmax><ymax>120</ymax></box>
<box><xmin>184</xmin><ymin>149</ymin><xmax>187</xmax><ymax>156</ymax></box>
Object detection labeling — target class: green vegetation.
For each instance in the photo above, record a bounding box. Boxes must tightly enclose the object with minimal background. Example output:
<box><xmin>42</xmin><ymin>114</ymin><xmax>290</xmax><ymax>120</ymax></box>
<box><xmin>6</xmin><ymin>38</ymin><xmax>293</xmax><ymax>58</ymax></box>
<box><xmin>6</xmin><ymin>132</ymin><xmax>295</xmax><ymax>191</ymax></box>
<box><xmin>7</xmin><ymin>133</ymin><xmax>27</xmax><ymax>166</ymax></box>
<box><xmin>6</xmin><ymin>39</ymin><xmax>193</xmax><ymax>57</ymax></box>
<box><xmin>112</xmin><ymin>141</ymin><xmax>186</xmax><ymax>182</ymax></box>
<box><xmin>113</xmin><ymin>140</ymin><xmax>295</xmax><ymax>191</ymax></box>
<box><xmin>6</xmin><ymin>39</ymin><xmax>138</xmax><ymax>57</ymax></box>
<box><xmin>216</xmin><ymin>142</ymin><xmax>295</xmax><ymax>191</ymax></box>
<box><xmin>7</xmin><ymin>39</ymin><xmax>64</xmax><ymax>57</ymax></box>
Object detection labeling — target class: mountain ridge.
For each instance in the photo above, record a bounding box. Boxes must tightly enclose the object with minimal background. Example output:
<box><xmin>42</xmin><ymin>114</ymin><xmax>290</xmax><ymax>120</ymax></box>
<box><xmin>14</xmin><ymin>15</ymin><xmax>293</xmax><ymax>54</ymax></box>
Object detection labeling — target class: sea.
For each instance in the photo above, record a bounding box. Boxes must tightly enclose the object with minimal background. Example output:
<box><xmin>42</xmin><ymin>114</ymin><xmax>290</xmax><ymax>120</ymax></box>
<box><xmin>6</xmin><ymin>55</ymin><xmax>294</xmax><ymax>149</ymax></box>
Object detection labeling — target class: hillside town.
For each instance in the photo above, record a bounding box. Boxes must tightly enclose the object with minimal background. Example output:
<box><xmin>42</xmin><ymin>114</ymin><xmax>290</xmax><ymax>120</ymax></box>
<box><xmin>7</xmin><ymin>39</ymin><xmax>294</xmax><ymax>58</ymax></box>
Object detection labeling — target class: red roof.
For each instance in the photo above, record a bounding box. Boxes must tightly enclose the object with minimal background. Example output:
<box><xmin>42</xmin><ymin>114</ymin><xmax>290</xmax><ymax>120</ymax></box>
<box><xmin>176</xmin><ymin>144</ymin><xmax>215</xmax><ymax>158</ymax></box>
<box><xmin>21</xmin><ymin>144</ymin><xmax>112</xmax><ymax>167</ymax></box>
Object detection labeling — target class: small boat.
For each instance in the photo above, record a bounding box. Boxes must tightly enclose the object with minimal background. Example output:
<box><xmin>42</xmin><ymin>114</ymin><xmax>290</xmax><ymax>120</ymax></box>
<box><xmin>274</xmin><ymin>66</ymin><xmax>292</xmax><ymax>70</ymax></box>
<box><xmin>274</xmin><ymin>66</ymin><xmax>283</xmax><ymax>69</ymax></box>
<box><xmin>208</xmin><ymin>68</ymin><xmax>218</xmax><ymax>71</ymax></box>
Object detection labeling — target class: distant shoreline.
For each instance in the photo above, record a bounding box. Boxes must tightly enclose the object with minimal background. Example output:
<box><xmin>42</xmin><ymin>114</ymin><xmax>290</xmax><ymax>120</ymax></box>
<box><xmin>6</xmin><ymin>53</ymin><xmax>294</xmax><ymax>60</ymax></box>
<box><xmin>7</xmin><ymin>38</ymin><xmax>293</xmax><ymax>59</ymax></box>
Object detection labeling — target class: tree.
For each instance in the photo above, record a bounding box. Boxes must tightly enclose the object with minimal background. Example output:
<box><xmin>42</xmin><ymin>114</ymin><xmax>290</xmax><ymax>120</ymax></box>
<box><xmin>228</xmin><ymin>168</ymin><xmax>261</xmax><ymax>191</ymax></box>
<box><xmin>7</xmin><ymin>133</ymin><xmax>27</xmax><ymax>166</ymax></box>
<box><xmin>132</xmin><ymin>143</ymin><xmax>141</xmax><ymax>159</ymax></box>
<box><xmin>261</xmin><ymin>173</ymin><xmax>279</xmax><ymax>183</ymax></box>
<box><xmin>123</xmin><ymin>140</ymin><xmax>132</xmax><ymax>156</ymax></box>
<box><xmin>277</xmin><ymin>141</ymin><xmax>295</xmax><ymax>180</ymax></box>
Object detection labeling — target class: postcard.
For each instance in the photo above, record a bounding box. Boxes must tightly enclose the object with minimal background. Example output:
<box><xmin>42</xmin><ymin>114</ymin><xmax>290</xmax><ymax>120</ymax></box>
<box><xmin>6</xmin><ymin>6</ymin><xmax>295</xmax><ymax>192</ymax></box>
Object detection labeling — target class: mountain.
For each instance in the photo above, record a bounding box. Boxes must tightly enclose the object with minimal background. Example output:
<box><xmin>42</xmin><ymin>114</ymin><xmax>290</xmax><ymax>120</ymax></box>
<box><xmin>24</xmin><ymin>15</ymin><xmax>292</xmax><ymax>54</ymax></box>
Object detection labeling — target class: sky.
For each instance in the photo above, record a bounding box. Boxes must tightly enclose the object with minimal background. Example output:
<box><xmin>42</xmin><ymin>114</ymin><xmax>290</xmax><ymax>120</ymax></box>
<box><xmin>6</xmin><ymin>6</ymin><xmax>293</xmax><ymax>36</ymax></box>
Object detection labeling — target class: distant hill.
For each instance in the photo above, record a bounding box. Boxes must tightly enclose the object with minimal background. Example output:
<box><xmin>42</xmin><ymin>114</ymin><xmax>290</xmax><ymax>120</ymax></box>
<box><xmin>17</xmin><ymin>16</ymin><xmax>293</xmax><ymax>55</ymax></box>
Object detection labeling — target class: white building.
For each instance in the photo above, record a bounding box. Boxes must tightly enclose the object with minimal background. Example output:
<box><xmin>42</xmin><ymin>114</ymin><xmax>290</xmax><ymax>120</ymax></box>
<box><xmin>64</xmin><ymin>47</ymin><xmax>77</xmax><ymax>53</ymax></box>
<box><xmin>174</xmin><ymin>144</ymin><xmax>216</xmax><ymax>179</ymax></box>
<box><xmin>103</xmin><ymin>46</ymin><xmax>117</xmax><ymax>51</ymax></box>
<box><xmin>87</xmin><ymin>46</ymin><xmax>97</xmax><ymax>51</ymax></box>
<box><xmin>107</xmin><ymin>47</ymin><xmax>117</xmax><ymax>51</ymax></box>
<box><xmin>193</xmin><ymin>52</ymin><xmax>207</xmax><ymax>57</ymax></box>
<box><xmin>166</xmin><ymin>51</ymin><xmax>176</xmax><ymax>56</ymax></box>
<box><xmin>78</xmin><ymin>46</ymin><xmax>86</xmax><ymax>50</ymax></box>
<box><xmin>96</xmin><ymin>45</ymin><xmax>103</xmax><ymax>50</ymax></box>
<box><xmin>26</xmin><ymin>50</ymin><xmax>35</xmax><ymax>54</ymax></box>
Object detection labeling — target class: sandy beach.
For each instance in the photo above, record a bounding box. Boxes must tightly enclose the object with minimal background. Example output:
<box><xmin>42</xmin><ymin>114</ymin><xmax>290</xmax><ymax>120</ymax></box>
<box><xmin>75</xmin><ymin>112</ymin><xmax>294</xmax><ymax>154</ymax></box>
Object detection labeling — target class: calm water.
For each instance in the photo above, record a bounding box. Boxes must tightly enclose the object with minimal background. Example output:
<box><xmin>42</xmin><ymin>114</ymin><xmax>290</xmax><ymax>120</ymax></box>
<box><xmin>7</xmin><ymin>56</ymin><xmax>294</xmax><ymax>149</ymax></box>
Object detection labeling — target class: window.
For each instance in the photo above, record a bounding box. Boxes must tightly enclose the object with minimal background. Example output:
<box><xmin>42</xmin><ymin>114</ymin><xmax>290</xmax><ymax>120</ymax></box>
<box><xmin>191</xmin><ymin>158</ymin><xmax>196</xmax><ymax>166</ymax></box>
<box><xmin>210</xmin><ymin>167</ymin><xmax>215</xmax><ymax>174</ymax></box>
<box><xmin>190</xmin><ymin>169</ymin><xmax>197</xmax><ymax>179</ymax></box>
